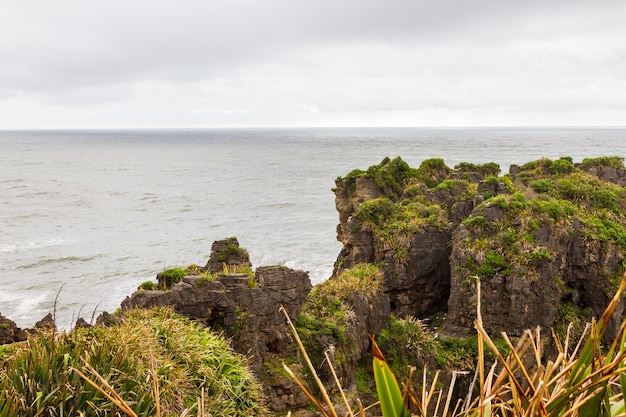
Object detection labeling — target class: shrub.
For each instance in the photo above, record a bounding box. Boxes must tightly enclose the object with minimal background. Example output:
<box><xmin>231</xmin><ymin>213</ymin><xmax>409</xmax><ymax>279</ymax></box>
<box><xmin>377</xmin><ymin>315</ymin><xmax>438</xmax><ymax>379</ymax></box>
<box><xmin>462</xmin><ymin>215</ymin><xmax>487</xmax><ymax>229</ymax></box>
<box><xmin>137</xmin><ymin>280</ymin><xmax>157</xmax><ymax>291</ymax></box>
<box><xmin>550</xmin><ymin>157</ymin><xmax>576</xmax><ymax>174</ymax></box>
<box><xmin>159</xmin><ymin>267</ymin><xmax>186</xmax><ymax>289</ymax></box>
<box><xmin>356</xmin><ymin>197</ymin><xmax>397</xmax><ymax>226</ymax></box>
<box><xmin>0</xmin><ymin>308</ymin><xmax>267</xmax><ymax>416</ymax></box>
<box><xmin>580</xmin><ymin>155</ymin><xmax>625</xmax><ymax>170</ymax></box>
<box><xmin>529</xmin><ymin>178</ymin><xmax>552</xmax><ymax>193</ymax></box>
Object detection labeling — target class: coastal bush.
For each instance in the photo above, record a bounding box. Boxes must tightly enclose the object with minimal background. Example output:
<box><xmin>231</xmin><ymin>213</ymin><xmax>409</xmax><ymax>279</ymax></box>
<box><xmin>137</xmin><ymin>280</ymin><xmax>157</xmax><ymax>291</ymax></box>
<box><xmin>435</xmin><ymin>178</ymin><xmax>471</xmax><ymax>194</ymax></box>
<box><xmin>462</xmin><ymin>215</ymin><xmax>488</xmax><ymax>230</ymax></box>
<box><xmin>184</xmin><ymin>263</ymin><xmax>203</xmax><ymax>274</ymax></box>
<box><xmin>550</xmin><ymin>157</ymin><xmax>576</xmax><ymax>174</ymax></box>
<box><xmin>364</xmin><ymin>156</ymin><xmax>419</xmax><ymax>197</ymax></box>
<box><xmin>529</xmin><ymin>178</ymin><xmax>552</xmax><ymax>193</ymax></box>
<box><xmin>0</xmin><ymin>308</ymin><xmax>267</xmax><ymax>416</ymax></box>
<box><xmin>158</xmin><ymin>267</ymin><xmax>186</xmax><ymax>289</ymax></box>
<box><xmin>580</xmin><ymin>155</ymin><xmax>625</xmax><ymax>170</ymax></box>
<box><xmin>415</xmin><ymin>158</ymin><xmax>451</xmax><ymax>188</ymax></box>
<box><xmin>456</xmin><ymin>161</ymin><xmax>501</xmax><ymax>176</ymax></box>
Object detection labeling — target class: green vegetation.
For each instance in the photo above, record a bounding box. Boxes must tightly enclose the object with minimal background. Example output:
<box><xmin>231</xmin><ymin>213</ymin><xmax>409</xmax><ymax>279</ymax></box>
<box><xmin>137</xmin><ymin>280</ymin><xmax>158</xmax><ymax>291</ymax></box>
<box><xmin>0</xmin><ymin>308</ymin><xmax>267</xmax><ymax>416</ymax></box>
<box><xmin>580</xmin><ymin>155</ymin><xmax>625</xmax><ymax>170</ymax></box>
<box><xmin>295</xmin><ymin>263</ymin><xmax>383</xmax><ymax>374</ymax></box>
<box><xmin>364</xmin><ymin>156</ymin><xmax>417</xmax><ymax>197</ymax></box>
<box><xmin>376</xmin><ymin>315</ymin><xmax>438</xmax><ymax>379</ymax></box>
<box><xmin>286</xmin><ymin>273</ymin><xmax>626</xmax><ymax>417</ymax></box>
<box><xmin>451</xmin><ymin>156</ymin><xmax>626</xmax><ymax>287</ymax></box>
<box><xmin>456</xmin><ymin>161</ymin><xmax>501</xmax><ymax>176</ymax></box>
<box><xmin>217</xmin><ymin>236</ymin><xmax>249</xmax><ymax>263</ymax></box>
<box><xmin>554</xmin><ymin>300</ymin><xmax>590</xmax><ymax>350</ymax></box>
<box><xmin>159</xmin><ymin>267</ymin><xmax>186</xmax><ymax>289</ymax></box>
<box><xmin>184</xmin><ymin>263</ymin><xmax>203</xmax><ymax>274</ymax></box>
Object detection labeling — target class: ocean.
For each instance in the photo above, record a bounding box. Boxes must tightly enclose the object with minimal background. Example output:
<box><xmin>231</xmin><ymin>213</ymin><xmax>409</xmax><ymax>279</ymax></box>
<box><xmin>1</xmin><ymin>127</ymin><xmax>625</xmax><ymax>329</ymax></box>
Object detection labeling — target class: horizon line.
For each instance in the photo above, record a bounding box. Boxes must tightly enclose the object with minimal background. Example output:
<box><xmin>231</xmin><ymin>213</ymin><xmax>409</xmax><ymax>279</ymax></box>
<box><xmin>1</xmin><ymin>125</ymin><xmax>626</xmax><ymax>131</ymax></box>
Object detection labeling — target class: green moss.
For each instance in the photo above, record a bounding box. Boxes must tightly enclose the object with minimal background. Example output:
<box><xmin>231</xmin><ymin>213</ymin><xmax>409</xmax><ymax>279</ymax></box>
<box><xmin>217</xmin><ymin>239</ymin><xmax>249</xmax><ymax>263</ymax></box>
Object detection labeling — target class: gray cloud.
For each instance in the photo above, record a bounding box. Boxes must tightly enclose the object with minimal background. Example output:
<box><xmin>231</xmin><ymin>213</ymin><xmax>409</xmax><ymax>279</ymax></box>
<box><xmin>1</xmin><ymin>1</ymin><xmax>625</xmax><ymax>127</ymax></box>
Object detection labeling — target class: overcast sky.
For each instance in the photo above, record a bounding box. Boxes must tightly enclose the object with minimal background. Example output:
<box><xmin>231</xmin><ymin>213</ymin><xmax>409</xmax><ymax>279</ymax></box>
<box><xmin>1</xmin><ymin>1</ymin><xmax>625</xmax><ymax>128</ymax></box>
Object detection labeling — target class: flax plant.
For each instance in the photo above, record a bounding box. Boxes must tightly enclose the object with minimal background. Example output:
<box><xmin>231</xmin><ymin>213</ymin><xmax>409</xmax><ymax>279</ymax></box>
<box><xmin>0</xmin><ymin>307</ymin><xmax>267</xmax><ymax>416</ymax></box>
<box><xmin>284</xmin><ymin>270</ymin><xmax>626</xmax><ymax>417</ymax></box>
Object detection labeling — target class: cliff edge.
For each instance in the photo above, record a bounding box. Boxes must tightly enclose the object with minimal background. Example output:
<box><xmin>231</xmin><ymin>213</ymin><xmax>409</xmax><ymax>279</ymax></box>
<box><xmin>333</xmin><ymin>156</ymin><xmax>626</xmax><ymax>340</ymax></box>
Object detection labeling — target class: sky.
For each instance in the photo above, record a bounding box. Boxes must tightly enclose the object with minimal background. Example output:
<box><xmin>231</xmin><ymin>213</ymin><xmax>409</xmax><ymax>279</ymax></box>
<box><xmin>1</xmin><ymin>1</ymin><xmax>625</xmax><ymax>129</ymax></box>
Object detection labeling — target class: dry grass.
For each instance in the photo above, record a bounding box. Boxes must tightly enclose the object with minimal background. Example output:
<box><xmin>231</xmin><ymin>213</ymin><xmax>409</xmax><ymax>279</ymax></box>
<box><xmin>284</xmin><ymin>271</ymin><xmax>626</xmax><ymax>417</ymax></box>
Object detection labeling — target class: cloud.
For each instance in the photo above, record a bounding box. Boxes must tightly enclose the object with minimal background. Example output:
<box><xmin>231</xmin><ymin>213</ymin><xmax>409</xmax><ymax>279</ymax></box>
<box><xmin>1</xmin><ymin>1</ymin><xmax>625</xmax><ymax>127</ymax></box>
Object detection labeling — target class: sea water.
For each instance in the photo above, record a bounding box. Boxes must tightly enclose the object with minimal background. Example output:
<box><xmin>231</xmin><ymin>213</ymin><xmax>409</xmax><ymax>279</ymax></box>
<box><xmin>1</xmin><ymin>127</ymin><xmax>624</xmax><ymax>328</ymax></box>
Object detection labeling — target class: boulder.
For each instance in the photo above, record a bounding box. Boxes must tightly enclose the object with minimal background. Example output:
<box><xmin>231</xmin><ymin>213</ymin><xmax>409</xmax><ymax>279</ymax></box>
<box><xmin>0</xmin><ymin>313</ymin><xmax>27</xmax><ymax>345</ymax></box>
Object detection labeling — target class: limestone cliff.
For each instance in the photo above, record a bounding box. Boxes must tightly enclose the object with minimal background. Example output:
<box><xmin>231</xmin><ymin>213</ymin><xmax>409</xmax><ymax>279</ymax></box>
<box><xmin>333</xmin><ymin>156</ymin><xmax>626</xmax><ymax>339</ymax></box>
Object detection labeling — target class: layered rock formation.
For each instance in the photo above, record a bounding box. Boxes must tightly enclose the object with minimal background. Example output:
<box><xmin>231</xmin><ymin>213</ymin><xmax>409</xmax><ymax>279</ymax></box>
<box><xmin>0</xmin><ymin>313</ymin><xmax>27</xmax><ymax>345</ymax></box>
<box><xmin>333</xmin><ymin>156</ymin><xmax>626</xmax><ymax>340</ymax></box>
<box><xmin>123</xmin><ymin>262</ymin><xmax>310</xmax><ymax>375</ymax></box>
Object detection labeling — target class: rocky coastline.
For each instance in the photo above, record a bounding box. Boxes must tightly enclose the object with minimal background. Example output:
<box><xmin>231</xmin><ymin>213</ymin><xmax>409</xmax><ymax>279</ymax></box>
<box><xmin>2</xmin><ymin>155</ymin><xmax>626</xmax><ymax>414</ymax></box>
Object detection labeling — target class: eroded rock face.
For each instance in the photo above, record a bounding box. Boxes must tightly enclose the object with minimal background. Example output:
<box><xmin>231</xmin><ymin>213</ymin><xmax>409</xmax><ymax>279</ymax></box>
<box><xmin>332</xmin><ymin>156</ymin><xmax>626</xmax><ymax>339</ymax></box>
<box><xmin>122</xmin><ymin>261</ymin><xmax>313</xmax><ymax>412</ymax></box>
<box><xmin>122</xmin><ymin>265</ymin><xmax>311</xmax><ymax>374</ymax></box>
<box><xmin>203</xmin><ymin>236</ymin><xmax>252</xmax><ymax>273</ymax></box>
<box><xmin>0</xmin><ymin>313</ymin><xmax>27</xmax><ymax>345</ymax></box>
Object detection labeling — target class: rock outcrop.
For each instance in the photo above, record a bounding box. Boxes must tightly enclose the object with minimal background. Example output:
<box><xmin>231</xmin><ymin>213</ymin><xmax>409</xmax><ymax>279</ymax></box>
<box><xmin>123</xmin><ymin>264</ymin><xmax>311</xmax><ymax>374</ymax></box>
<box><xmin>333</xmin><ymin>156</ymin><xmax>626</xmax><ymax>340</ymax></box>
<box><xmin>122</xmin><ymin>238</ymin><xmax>314</xmax><ymax>412</ymax></box>
<box><xmin>0</xmin><ymin>313</ymin><xmax>27</xmax><ymax>345</ymax></box>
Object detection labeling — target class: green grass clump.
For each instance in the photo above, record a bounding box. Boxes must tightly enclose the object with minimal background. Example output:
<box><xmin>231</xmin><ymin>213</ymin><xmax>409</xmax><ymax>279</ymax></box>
<box><xmin>159</xmin><ymin>267</ymin><xmax>186</xmax><ymax>289</ymax></box>
<box><xmin>376</xmin><ymin>315</ymin><xmax>438</xmax><ymax>379</ymax></box>
<box><xmin>216</xmin><ymin>237</ymin><xmax>249</xmax><ymax>263</ymax></box>
<box><xmin>456</xmin><ymin>161</ymin><xmax>501</xmax><ymax>176</ymax></box>
<box><xmin>364</xmin><ymin>156</ymin><xmax>419</xmax><ymax>197</ymax></box>
<box><xmin>580</xmin><ymin>155</ymin><xmax>625</xmax><ymax>170</ymax></box>
<box><xmin>295</xmin><ymin>263</ymin><xmax>384</xmax><ymax>373</ymax></box>
<box><xmin>0</xmin><ymin>308</ymin><xmax>267</xmax><ymax>416</ymax></box>
<box><xmin>137</xmin><ymin>280</ymin><xmax>158</xmax><ymax>291</ymax></box>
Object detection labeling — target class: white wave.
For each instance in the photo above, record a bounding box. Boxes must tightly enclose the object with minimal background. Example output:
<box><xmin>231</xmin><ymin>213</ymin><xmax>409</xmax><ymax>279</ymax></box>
<box><xmin>280</xmin><ymin>260</ymin><xmax>333</xmax><ymax>285</ymax></box>
<box><xmin>0</xmin><ymin>236</ymin><xmax>71</xmax><ymax>253</ymax></box>
<box><xmin>5</xmin><ymin>292</ymin><xmax>49</xmax><ymax>324</ymax></box>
